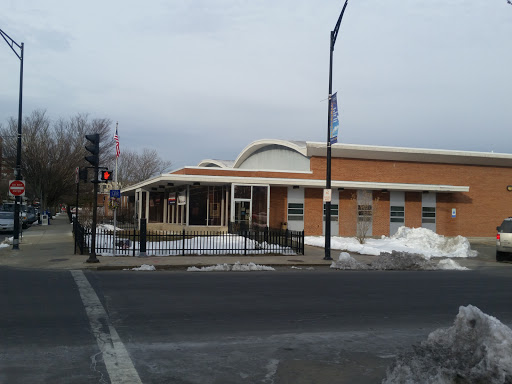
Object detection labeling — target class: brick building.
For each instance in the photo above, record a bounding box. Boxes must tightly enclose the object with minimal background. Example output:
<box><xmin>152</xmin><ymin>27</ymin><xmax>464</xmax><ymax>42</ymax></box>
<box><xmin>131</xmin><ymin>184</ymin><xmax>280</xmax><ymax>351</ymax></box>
<box><xmin>121</xmin><ymin>139</ymin><xmax>512</xmax><ymax>237</ymax></box>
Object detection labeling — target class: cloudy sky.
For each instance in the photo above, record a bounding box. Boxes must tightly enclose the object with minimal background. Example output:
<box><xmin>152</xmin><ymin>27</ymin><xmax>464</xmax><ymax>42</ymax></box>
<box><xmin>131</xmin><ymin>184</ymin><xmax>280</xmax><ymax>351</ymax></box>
<box><xmin>1</xmin><ymin>0</ymin><xmax>511</xmax><ymax>169</ymax></box>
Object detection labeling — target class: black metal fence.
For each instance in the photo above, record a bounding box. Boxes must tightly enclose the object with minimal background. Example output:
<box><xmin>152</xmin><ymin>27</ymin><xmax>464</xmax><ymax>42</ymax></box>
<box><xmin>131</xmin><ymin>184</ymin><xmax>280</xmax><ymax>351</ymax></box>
<box><xmin>74</xmin><ymin>221</ymin><xmax>304</xmax><ymax>256</ymax></box>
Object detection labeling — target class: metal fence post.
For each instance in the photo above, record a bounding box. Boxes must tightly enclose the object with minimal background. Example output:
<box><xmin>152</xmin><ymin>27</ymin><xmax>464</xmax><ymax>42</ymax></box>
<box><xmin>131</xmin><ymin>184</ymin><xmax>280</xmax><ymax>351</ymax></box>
<box><xmin>139</xmin><ymin>218</ymin><xmax>147</xmax><ymax>257</ymax></box>
<box><xmin>244</xmin><ymin>230</ymin><xmax>248</xmax><ymax>256</ymax></box>
<box><xmin>132</xmin><ymin>227</ymin><xmax>136</xmax><ymax>257</ymax></box>
<box><xmin>182</xmin><ymin>229</ymin><xmax>186</xmax><ymax>256</ymax></box>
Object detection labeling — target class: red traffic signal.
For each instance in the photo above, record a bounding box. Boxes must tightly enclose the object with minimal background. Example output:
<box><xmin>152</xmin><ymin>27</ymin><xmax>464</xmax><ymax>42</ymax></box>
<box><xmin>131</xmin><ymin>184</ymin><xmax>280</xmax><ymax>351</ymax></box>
<box><xmin>101</xmin><ymin>170</ymin><xmax>113</xmax><ymax>182</ymax></box>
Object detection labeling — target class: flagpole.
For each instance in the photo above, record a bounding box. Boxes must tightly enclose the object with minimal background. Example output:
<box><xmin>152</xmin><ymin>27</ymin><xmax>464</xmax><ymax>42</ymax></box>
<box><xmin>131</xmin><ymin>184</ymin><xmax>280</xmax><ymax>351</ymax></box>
<box><xmin>113</xmin><ymin>122</ymin><xmax>118</xmax><ymax>257</ymax></box>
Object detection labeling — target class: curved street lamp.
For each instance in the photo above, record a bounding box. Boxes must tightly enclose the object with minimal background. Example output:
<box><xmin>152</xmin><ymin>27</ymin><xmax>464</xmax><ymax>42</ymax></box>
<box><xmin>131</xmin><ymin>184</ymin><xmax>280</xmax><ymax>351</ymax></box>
<box><xmin>324</xmin><ymin>1</ymin><xmax>349</xmax><ymax>260</ymax></box>
<box><xmin>0</xmin><ymin>28</ymin><xmax>24</xmax><ymax>250</ymax></box>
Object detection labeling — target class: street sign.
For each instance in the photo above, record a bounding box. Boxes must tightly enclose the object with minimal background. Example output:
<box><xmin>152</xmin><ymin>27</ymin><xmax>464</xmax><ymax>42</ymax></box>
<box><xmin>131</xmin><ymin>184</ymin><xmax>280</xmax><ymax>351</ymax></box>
<box><xmin>323</xmin><ymin>188</ymin><xmax>332</xmax><ymax>203</ymax></box>
<box><xmin>110</xmin><ymin>189</ymin><xmax>121</xmax><ymax>198</ymax></box>
<box><xmin>75</xmin><ymin>167</ymin><xmax>79</xmax><ymax>184</ymax></box>
<box><xmin>9</xmin><ymin>180</ymin><xmax>25</xmax><ymax>197</ymax></box>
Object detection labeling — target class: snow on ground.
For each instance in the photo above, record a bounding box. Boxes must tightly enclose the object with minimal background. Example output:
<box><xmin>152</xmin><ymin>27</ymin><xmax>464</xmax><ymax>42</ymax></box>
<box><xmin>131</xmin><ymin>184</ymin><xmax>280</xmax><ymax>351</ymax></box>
<box><xmin>330</xmin><ymin>252</ymin><xmax>468</xmax><ymax>271</ymax></box>
<box><xmin>94</xmin><ymin>233</ymin><xmax>296</xmax><ymax>256</ymax></box>
<box><xmin>97</xmin><ymin>224</ymin><xmax>123</xmax><ymax>231</ymax></box>
<box><xmin>124</xmin><ymin>264</ymin><xmax>156</xmax><ymax>271</ymax></box>
<box><xmin>383</xmin><ymin>305</ymin><xmax>512</xmax><ymax>384</ymax></box>
<box><xmin>187</xmin><ymin>262</ymin><xmax>275</xmax><ymax>272</ymax></box>
<box><xmin>306</xmin><ymin>226</ymin><xmax>477</xmax><ymax>259</ymax></box>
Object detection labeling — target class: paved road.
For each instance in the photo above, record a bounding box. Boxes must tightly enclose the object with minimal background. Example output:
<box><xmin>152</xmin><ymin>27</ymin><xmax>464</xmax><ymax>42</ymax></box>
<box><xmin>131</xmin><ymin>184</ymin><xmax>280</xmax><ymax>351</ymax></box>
<box><xmin>2</xmin><ymin>266</ymin><xmax>512</xmax><ymax>383</ymax></box>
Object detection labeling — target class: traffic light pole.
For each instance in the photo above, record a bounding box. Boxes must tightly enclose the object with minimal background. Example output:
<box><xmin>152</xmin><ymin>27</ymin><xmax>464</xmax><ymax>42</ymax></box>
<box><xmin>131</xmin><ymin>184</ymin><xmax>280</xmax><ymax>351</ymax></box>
<box><xmin>85</xmin><ymin>133</ymin><xmax>100</xmax><ymax>263</ymax></box>
<box><xmin>86</xmin><ymin>166</ymin><xmax>100</xmax><ymax>263</ymax></box>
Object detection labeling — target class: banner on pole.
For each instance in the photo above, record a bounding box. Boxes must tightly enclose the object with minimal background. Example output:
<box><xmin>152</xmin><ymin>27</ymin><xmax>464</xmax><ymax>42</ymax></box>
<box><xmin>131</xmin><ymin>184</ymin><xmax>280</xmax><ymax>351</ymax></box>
<box><xmin>330</xmin><ymin>92</ymin><xmax>340</xmax><ymax>144</ymax></box>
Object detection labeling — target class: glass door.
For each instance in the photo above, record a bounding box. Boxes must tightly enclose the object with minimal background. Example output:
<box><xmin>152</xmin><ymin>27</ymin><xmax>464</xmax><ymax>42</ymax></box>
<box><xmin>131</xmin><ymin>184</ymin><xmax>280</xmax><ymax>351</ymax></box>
<box><xmin>234</xmin><ymin>201</ymin><xmax>251</xmax><ymax>230</ymax></box>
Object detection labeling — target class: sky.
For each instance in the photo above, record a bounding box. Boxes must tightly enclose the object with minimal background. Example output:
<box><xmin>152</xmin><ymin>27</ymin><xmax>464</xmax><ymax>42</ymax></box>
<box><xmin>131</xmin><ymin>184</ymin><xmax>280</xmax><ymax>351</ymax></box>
<box><xmin>1</xmin><ymin>0</ymin><xmax>511</xmax><ymax>170</ymax></box>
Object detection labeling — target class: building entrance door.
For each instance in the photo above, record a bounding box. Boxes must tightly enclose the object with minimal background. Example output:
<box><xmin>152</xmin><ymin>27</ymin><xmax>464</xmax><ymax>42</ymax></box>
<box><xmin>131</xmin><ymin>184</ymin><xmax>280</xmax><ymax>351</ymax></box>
<box><xmin>234</xmin><ymin>201</ymin><xmax>251</xmax><ymax>230</ymax></box>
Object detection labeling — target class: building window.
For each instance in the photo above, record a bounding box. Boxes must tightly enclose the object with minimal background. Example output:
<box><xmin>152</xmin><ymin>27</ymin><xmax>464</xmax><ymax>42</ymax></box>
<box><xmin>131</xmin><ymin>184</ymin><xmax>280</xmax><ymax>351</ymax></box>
<box><xmin>390</xmin><ymin>206</ymin><xmax>405</xmax><ymax>223</ymax></box>
<box><xmin>323</xmin><ymin>203</ymin><xmax>339</xmax><ymax>221</ymax></box>
<box><xmin>288</xmin><ymin>203</ymin><xmax>304</xmax><ymax>221</ymax></box>
<box><xmin>234</xmin><ymin>185</ymin><xmax>251</xmax><ymax>199</ymax></box>
<box><xmin>358</xmin><ymin>204</ymin><xmax>372</xmax><ymax>221</ymax></box>
<box><xmin>422</xmin><ymin>206</ymin><xmax>436</xmax><ymax>224</ymax></box>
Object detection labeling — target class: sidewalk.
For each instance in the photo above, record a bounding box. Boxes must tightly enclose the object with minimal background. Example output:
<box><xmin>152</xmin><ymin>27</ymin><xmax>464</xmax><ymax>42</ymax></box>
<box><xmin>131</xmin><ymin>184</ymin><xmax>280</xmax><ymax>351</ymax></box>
<box><xmin>0</xmin><ymin>213</ymin><xmax>501</xmax><ymax>271</ymax></box>
<box><xmin>0</xmin><ymin>214</ymin><xmax>335</xmax><ymax>270</ymax></box>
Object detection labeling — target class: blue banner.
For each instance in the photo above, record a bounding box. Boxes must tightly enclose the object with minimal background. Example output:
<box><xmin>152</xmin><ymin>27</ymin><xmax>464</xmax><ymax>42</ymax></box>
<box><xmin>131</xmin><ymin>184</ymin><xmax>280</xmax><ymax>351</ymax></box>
<box><xmin>330</xmin><ymin>92</ymin><xmax>340</xmax><ymax>144</ymax></box>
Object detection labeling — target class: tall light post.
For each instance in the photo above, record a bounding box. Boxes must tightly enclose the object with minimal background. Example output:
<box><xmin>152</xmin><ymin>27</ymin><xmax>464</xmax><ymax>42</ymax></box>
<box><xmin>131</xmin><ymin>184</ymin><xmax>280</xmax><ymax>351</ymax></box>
<box><xmin>0</xmin><ymin>28</ymin><xmax>24</xmax><ymax>250</ymax></box>
<box><xmin>324</xmin><ymin>1</ymin><xmax>349</xmax><ymax>260</ymax></box>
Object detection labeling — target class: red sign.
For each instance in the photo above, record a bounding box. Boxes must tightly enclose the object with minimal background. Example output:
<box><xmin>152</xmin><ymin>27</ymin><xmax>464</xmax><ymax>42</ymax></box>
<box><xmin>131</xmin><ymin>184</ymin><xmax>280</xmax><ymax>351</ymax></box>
<box><xmin>9</xmin><ymin>180</ymin><xmax>25</xmax><ymax>196</ymax></box>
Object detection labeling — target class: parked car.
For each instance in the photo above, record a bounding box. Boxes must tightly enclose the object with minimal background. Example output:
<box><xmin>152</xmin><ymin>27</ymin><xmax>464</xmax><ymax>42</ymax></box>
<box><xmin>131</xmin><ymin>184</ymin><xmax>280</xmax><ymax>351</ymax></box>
<box><xmin>496</xmin><ymin>218</ymin><xmax>512</xmax><ymax>261</ymax></box>
<box><xmin>0</xmin><ymin>211</ymin><xmax>15</xmax><ymax>232</ymax></box>
<box><xmin>1</xmin><ymin>203</ymin><xmax>29</xmax><ymax>229</ymax></box>
<box><xmin>26</xmin><ymin>206</ymin><xmax>37</xmax><ymax>224</ymax></box>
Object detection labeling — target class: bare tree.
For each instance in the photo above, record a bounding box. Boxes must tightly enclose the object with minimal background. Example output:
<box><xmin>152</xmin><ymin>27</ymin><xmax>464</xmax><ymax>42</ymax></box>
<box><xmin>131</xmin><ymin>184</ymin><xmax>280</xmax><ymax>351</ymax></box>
<box><xmin>354</xmin><ymin>190</ymin><xmax>379</xmax><ymax>244</ymax></box>
<box><xmin>1</xmin><ymin>110</ymin><xmax>112</xmax><ymax>209</ymax></box>
<box><xmin>113</xmin><ymin>147</ymin><xmax>172</xmax><ymax>187</ymax></box>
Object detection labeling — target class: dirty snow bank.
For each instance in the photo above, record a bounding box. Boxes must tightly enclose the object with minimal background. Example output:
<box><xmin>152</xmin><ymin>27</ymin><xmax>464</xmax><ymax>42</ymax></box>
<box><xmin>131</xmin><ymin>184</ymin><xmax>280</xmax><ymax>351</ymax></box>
<box><xmin>305</xmin><ymin>226</ymin><xmax>477</xmax><ymax>258</ymax></box>
<box><xmin>124</xmin><ymin>264</ymin><xmax>156</xmax><ymax>271</ymax></box>
<box><xmin>330</xmin><ymin>252</ymin><xmax>469</xmax><ymax>271</ymax></box>
<box><xmin>187</xmin><ymin>262</ymin><xmax>275</xmax><ymax>272</ymax></box>
<box><xmin>383</xmin><ymin>305</ymin><xmax>512</xmax><ymax>384</ymax></box>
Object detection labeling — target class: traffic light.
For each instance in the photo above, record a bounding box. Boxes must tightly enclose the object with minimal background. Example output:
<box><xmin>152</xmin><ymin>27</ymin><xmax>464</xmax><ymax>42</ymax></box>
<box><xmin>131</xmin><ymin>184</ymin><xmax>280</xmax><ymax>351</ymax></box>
<box><xmin>79</xmin><ymin>168</ymin><xmax>88</xmax><ymax>182</ymax></box>
<box><xmin>85</xmin><ymin>133</ymin><xmax>100</xmax><ymax>167</ymax></box>
<box><xmin>101</xmin><ymin>170</ymin><xmax>113</xmax><ymax>182</ymax></box>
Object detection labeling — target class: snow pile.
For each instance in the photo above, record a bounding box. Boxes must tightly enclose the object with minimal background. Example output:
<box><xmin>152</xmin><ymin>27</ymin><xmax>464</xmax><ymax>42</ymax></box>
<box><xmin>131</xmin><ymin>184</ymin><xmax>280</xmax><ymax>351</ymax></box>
<box><xmin>330</xmin><ymin>252</ymin><xmax>468</xmax><ymax>271</ymax></box>
<box><xmin>383</xmin><ymin>305</ymin><xmax>512</xmax><ymax>384</ymax></box>
<box><xmin>437</xmin><ymin>259</ymin><xmax>469</xmax><ymax>271</ymax></box>
<box><xmin>0</xmin><ymin>237</ymin><xmax>11</xmax><ymax>248</ymax></box>
<box><xmin>187</xmin><ymin>262</ymin><xmax>275</xmax><ymax>272</ymax></box>
<box><xmin>305</xmin><ymin>226</ymin><xmax>477</xmax><ymax>258</ymax></box>
<box><xmin>392</xmin><ymin>227</ymin><xmax>477</xmax><ymax>259</ymax></box>
<box><xmin>330</xmin><ymin>252</ymin><xmax>370</xmax><ymax>270</ymax></box>
<box><xmin>124</xmin><ymin>264</ymin><xmax>156</xmax><ymax>271</ymax></box>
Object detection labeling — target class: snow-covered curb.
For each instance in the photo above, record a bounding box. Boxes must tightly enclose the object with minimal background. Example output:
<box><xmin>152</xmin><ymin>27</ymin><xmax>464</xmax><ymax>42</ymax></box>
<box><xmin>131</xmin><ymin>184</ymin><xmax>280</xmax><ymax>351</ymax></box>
<box><xmin>123</xmin><ymin>264</ymin><xmax>156</xmax><ymax>271</ymax></box>
<box><xmin>187</xmin><ymin>261</ymin><xmax>275</xmax><ymax>272</ymax></box>
<box><xmin>330</xmin><ymin>252</ymin><xmax>469</xmax><ymax>271</ymax></box>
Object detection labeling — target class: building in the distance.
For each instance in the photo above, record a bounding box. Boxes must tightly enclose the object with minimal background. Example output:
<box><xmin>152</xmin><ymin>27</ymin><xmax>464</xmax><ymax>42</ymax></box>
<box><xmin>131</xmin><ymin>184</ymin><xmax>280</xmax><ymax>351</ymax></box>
<box><xmin>121</xmin><ymin>139</ymin><xmax>512</xmax><ymax>237</ymax></box>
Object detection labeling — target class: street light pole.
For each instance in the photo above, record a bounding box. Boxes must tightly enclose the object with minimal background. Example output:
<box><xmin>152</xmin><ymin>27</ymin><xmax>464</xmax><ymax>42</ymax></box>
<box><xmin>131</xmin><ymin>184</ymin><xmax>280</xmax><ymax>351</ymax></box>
<box><xmin>324</xmin><ymin>0</ymin><xmax>348</xmax><ymax>260</ymax></box>
<box><xmin>0</xmin><ymin>29</ymin><xmax>24</xmax><ymax>250</ymax></box>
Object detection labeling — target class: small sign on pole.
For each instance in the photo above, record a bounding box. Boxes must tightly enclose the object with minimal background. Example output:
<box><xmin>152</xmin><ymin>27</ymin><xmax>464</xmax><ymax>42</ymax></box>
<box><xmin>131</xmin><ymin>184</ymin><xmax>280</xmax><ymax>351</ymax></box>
<box><xmin>323</xmin><ymin>188</ymin><xmax>332</xmax><ymax>203</ymax></box>
<box><xmin>110</xmin><ymin>189</ymin><xmax>121</xmax><ymax>198</ymax></box>
<box><xmin>9</xmin><ymin>180</ymin><xmax>25</xmax><ymax>197</ymax></box>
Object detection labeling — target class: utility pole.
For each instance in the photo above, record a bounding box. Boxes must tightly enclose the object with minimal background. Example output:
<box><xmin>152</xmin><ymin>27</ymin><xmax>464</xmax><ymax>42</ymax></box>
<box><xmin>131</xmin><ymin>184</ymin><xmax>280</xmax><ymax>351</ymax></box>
<box><xmin>0</xmin><ymin>29</ymin><xmax>24</xmax><ymax>250</ymax></box>
<box><xmin>324</xmin><ymin>0</ymin><xmax>349</xmax><ymax>260</ymax></box>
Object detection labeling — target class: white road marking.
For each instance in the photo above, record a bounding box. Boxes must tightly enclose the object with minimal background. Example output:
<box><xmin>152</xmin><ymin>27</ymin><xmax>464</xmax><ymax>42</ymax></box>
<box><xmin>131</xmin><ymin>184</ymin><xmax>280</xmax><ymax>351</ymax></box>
<box><xmin>71</xmin><ymin>270</ymin><xmax>142</xmax><ymax>384</ymax></box>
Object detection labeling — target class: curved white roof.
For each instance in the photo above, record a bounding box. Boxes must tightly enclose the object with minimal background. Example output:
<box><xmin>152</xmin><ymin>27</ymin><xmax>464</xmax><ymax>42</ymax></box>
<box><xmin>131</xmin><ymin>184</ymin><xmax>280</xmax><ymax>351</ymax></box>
<box><xmin>196</xmin><ymin>159</ymin><xmax>235</xmax><ymax>168</ymax></box>
<box><xmin>233</xmin><ymin>139</ymin><xmax>308</xmax><ymax>169</ymax></box>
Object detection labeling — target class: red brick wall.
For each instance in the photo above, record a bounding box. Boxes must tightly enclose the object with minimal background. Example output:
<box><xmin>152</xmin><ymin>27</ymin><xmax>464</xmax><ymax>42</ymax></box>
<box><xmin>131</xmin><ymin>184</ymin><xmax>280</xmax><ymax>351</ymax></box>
<box><xmin>269</xmin><ymin>187</ymin><xmax>287</xmax><ymax>229</ymax></box>
<box><xmin>309</xmin><ymin>157</ymin><xmax>512</xmax><ymax>237</ymax></box>
<box><xmin>405</xmin><ymin>192</ymin><xmax>422</xmax><ymax>229</ymax></box>
<box><xmin>305</xmin><ymin>188</ymin><xmax>323</xmax><ymax>235</ymax></box>
<box><xmin>340</xmin><ymin>190</ymin><xmax>357</xmax><ymax>236</ymax></box>
<box><xmin>373</xmin><ymin>191</ymin><xmax>390</xmax><ymax>237</ymax></box>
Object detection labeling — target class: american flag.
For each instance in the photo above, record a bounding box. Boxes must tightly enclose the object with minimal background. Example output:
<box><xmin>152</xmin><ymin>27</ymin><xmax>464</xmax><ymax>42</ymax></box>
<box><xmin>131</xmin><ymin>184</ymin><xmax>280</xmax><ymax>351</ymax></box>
<box><xmin>114</xmin><ymin>125</ymin><xmax>120</xmax><ymax>158</ymax></box>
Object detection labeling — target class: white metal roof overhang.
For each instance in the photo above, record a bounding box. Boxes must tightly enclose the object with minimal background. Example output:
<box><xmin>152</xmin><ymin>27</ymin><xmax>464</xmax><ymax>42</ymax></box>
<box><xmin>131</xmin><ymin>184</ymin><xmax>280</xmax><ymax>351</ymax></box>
<box><xmin>122</xmin><ymin>174</ymin><xmax>469</xmax><ymax>195</ymax></box>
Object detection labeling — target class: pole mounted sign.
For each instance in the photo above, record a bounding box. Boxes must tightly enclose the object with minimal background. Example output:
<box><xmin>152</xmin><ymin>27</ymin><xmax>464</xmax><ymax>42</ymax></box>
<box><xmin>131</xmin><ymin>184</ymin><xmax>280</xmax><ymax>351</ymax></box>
<box><xmin>9</xmin><ymin>180</ymin><xmax>25</xmax><ymax>197</ymax></box>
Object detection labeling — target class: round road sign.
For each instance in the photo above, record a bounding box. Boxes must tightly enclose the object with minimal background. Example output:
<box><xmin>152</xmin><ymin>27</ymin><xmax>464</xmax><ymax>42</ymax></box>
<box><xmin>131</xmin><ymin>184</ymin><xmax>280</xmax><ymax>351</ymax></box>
<box><xmin>9</xmin><ymin>180</ymin><xmax>25</xmax><ymax>196</ymax></box>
